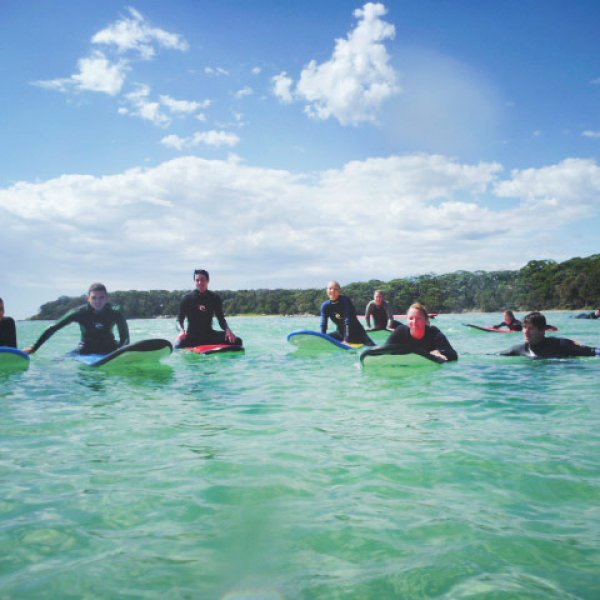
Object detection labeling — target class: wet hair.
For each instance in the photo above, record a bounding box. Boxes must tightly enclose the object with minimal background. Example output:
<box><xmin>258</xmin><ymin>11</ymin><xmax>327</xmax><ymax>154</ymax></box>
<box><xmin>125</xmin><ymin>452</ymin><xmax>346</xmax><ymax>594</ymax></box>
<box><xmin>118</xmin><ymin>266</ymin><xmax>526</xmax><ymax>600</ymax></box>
<box><xmin>504</xmin><ymin>310</ymin><xmax>516</xmax><ymax>320</ymax></box>
<box><xmin>0</xmin><ymin>297</ymin><xmax>3</xmax><ymax>305</ymax></box>
<box><xmin>408</xmin><ymin>302</ymin><xmax>429</xmax><ymax>322</ymax></box>
<box><xmin>523</xmin><ymin>311</ymin><xmax>546</xmax><ymax>330</ymax></box>
<box><xmin>194</xmin><ymin>269</ymin><xmax>210</xmax><ymax>281</ymax></box>
<box><xmin>88</xmin><ymin>283</ymin><xmax>107</xmax><ymax>294</ymax></box>
<box><xmin>374</xmin><ymin>289</ymin><xmax>384</xmax><ymax>296</ymax></box>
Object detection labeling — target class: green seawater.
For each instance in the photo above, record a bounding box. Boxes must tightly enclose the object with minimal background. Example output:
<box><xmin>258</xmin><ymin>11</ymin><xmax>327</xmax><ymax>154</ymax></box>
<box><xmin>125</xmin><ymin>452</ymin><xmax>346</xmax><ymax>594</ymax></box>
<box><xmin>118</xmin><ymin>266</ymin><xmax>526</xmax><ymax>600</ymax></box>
<box><xmin>1</xmin><ymin>313</ymin><xmax>599</xmax><ymax>599</ymax></box>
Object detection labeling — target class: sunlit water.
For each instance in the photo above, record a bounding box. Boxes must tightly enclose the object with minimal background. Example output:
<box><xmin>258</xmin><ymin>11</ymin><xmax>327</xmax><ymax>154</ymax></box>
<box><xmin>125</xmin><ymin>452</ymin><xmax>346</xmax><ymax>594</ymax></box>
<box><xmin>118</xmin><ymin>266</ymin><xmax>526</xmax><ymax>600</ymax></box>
<box><xmin>1</xmin><ymin>313</ymin><xmax>599</xmax><ymax>599</ymax></box>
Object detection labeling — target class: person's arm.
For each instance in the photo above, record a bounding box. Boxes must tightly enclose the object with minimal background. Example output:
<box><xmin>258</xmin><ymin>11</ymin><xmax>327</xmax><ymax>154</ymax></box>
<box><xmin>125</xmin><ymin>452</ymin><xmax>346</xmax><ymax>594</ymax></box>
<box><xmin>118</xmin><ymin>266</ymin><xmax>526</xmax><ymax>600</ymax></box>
<box><xmin>494</xmin><ymin>322</ymin><xmax>507</xmax><ymax>329</ymax></box>
<box><xmin>431</xmin><ymin>330</ymin><xmax>458</xmax><ymax>361</ymax></box>
<box><xmin>364</xmin><ymin>302</ymin><xmax>373</xmax><ymax>328</ymax></box>
<box><xmin>562</xmin><ymin>339</ymin><xmax>597</xmax><ymax>357</ymax></box>
<box><xmin>320</xmin><ymin>301</ymin><xmax>329</xmax><ymax>334</ymax></box>
<box><xmin>115</xmin><ymin>312</ymin><xmax>130</xmax><ymax>347</ymax></box>
<box><xmin>341</xmin><ymin>296</ymin><xmax>356</xmax><ymax>342</ymax></box>
<box><xmin>385</xmin><ymin>301</ymin><xmax>394</xmax><ymax>328</ymax></box>
<box><xmin>213</xmin><ymin>295</ymin><xmax>237</xmax><ymax>343</ymax></box>
<box><xmin>24</xmin><ymin>310</ymin><xmax>77</xmax><ymax>353</ymax></box>
<box><xmin>499</xmin><ymin>344</ymin><xmax>522</xmax><ymax>356</ymax></box>
<box><xmin>176</xmin><ymin>297</ymin><xmax>188</xmax><ymax>334</ymax></box>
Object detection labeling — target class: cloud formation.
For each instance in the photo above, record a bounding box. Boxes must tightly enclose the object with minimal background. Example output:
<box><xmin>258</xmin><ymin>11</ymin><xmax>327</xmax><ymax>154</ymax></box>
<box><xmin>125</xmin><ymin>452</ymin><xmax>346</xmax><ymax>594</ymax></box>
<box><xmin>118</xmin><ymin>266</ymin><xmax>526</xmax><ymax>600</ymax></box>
<box><xmin>273</xmin><ymin>2</ymin><xmax>399</xmax><ymax>124</ymax></box>
<box><xmin>2</xmin><ymin>153</ymin><xmax>599</xmax><ymax>317</ymax></box>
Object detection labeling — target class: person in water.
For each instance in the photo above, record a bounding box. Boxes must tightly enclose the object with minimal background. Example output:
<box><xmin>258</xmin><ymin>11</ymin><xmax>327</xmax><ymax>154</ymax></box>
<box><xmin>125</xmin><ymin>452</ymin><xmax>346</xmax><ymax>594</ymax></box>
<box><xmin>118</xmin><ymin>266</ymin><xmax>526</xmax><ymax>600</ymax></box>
<box><xmin>0</xmin><ymin>297</ymin><xmax>17</xmax><ymax>348</ymax></box>
<box><xmin>176</xmin><ymin>269</ymin><xmax>242</xmax><ymax>348</ymax></box>
<box><xmin>320</xmin><ymin>281</ymin><xmax>374</xmax><ymax>346</ymax></box>
<box><xmin>365</xmin><ymin>290</ymin><xmax>398</xmax><ymax>330</ymax></box>
<box><xmin>500</xmin><ymin>311</ymin><xmax>598</xmax><ymax>359</ymax></box>
<box><xmin>575</xmin><ymin>308</ymin><xmax>600</xmax><ymax>319</ymax></box>
<box><xmin>384</xmin><ymin>302</ymin><xmax>458</xmax><ymax>361</ymax></box>
<box><xmin>494</xmin><ymin>310</ymin><xmax>522</xmax><ymax>331</ymax></box>
<box><xmin>24</xmin><ymin>283</ymin><xmax>129</xmax><ymax>355</ymax></box>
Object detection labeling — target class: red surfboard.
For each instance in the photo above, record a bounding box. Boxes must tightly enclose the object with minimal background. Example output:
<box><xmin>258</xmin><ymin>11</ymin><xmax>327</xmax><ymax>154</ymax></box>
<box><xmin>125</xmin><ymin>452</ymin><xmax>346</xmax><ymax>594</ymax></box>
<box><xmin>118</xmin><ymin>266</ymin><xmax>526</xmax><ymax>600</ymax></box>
<box><xmin>184</xmin><ymin>344</ymin><xmax>244</xmax><ymax>355</ymax></box>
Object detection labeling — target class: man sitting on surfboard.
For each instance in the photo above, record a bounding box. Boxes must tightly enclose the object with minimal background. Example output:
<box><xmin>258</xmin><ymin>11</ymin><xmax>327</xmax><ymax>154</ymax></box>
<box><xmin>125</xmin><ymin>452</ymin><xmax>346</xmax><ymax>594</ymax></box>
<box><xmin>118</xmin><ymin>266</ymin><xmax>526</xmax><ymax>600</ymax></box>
<box><xmin>0</xmin><ymin>297</ymin><xmax>17</xmax><ymax>348</ymax></box>
<box><xmin>24</xmin><ymin>283</ymin><xmax>129</xmax><ymax>355</ymax></box>
<box><xmin>384</xmin><ymin>302</ymin><xmax>458</xmax><ymax>361</ymax></box>
<box><xmin>500</xmin><ymin>311</ymin><xmax>598</xmax><ymax>359</ymax></box>
<box><xmin>365</xmin><ymin>290</ymin><xmax>398</xmax><ymax>331</ymax></box>
<box><xmin>175</xmin><ymin>269</ymin><xmax>242</xmax><ymax>348</ymax></box>
<box><xmin>320</xmin><ymin>281</ymin><xmax>374</xmax><ymax>346</ymax></box>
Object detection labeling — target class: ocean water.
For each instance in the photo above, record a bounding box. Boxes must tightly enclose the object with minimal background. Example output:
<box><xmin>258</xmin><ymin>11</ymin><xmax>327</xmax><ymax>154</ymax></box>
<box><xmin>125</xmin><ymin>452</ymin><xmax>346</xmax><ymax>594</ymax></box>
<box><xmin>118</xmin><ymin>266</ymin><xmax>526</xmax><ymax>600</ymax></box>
<box><xmin>1</xmin><ymin>312</ymin><xmax>599</xmax><ymax>599</ymax></box>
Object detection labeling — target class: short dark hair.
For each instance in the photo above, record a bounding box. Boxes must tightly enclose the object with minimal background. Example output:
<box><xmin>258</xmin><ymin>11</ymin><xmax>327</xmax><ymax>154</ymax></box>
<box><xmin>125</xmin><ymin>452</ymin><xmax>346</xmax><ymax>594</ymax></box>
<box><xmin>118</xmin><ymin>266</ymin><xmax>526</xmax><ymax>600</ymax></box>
<box><xmin>523</xmin><ymin>311</ymin><xmax>546</xmax><ymax>329</ymax></box>
<box><xmin>88</xmin><ymin>283</ymin><xmax>107</xmax><ymax>294</ymax></box>
<box><xmin>194</xmin><ymin>269</ymin><xmax>209</xmax><ymax>281</ymax></box>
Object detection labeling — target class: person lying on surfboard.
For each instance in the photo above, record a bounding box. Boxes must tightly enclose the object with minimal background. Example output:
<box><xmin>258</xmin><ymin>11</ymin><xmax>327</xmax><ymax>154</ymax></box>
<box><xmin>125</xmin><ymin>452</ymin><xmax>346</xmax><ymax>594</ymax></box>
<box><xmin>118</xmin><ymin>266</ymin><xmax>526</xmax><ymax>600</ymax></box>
<box><xmin>320</xmin><ymin>281</ymin><xmax>375</xmax><ymax>346</ymax></box>
<box><xmin>175</xmin><ymin>269</ymin><xmax>242</xmax><ymax>349</ymax></box>
<box><xmin>500</xmin><ymin>311</ymin><xmax>598</xmax><ymax>359</ymax></box>
<box><xmin>493</xmin><ymin>310</ymin><xmax>523</xmax><ymax>331</ymax></box>
<box><xmin>24</xmin><ymin>283</ymin><xmax>129</xmax><ymax>355</ymax></box>
<box><xmin>383</xmin><ymin>302</ymin><xmax>458</xmax><ymax>362</ymax></box>
<box><xmin>0</xmin><ymin>297</ymin><xmax>17</xmax><ymax>348</ymax></box>
<box><xmin>365</xmin><ymin>290</ymin><xmax>399</xmax><ymax>331</ymax></box>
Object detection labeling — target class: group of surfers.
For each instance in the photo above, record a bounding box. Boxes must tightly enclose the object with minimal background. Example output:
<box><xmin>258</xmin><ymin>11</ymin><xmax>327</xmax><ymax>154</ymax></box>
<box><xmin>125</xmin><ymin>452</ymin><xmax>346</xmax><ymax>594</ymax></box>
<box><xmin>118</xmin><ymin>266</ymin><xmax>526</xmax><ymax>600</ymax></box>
<box><xmin>1</xmin><ymin>270</ymin><xmax>599</xmax><ymax>362</ymax></box>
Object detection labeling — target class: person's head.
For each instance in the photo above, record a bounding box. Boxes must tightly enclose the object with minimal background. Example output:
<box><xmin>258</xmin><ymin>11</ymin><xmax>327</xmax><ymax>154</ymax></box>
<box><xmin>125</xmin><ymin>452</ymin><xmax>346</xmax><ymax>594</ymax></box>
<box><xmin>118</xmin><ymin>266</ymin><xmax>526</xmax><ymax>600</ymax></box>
<box><xmin>407</xmin><ymin>302</ymin><xmax>430</xmax><ymax>339</ymax></box>
<box><xmin>523</xmin><ymin>311</ymin><xmax>546</xmax><ymax>345</ymax></box>
<box><xmin>504</xmin><ymin>310</ymin><xmax>516</xmax><ymax>324</ymax></box>
<box><xmin>0</xmin><ymin>297</ymin><xmax>4</xmax><ymax>319</ymax></box>
<box><xmin>193</xmin><ymin>269</ymin><xmax>210</xmax><ymax>293</ymax></box>
<box><xmin>374</xmin><ymin>290</ymin><xmax>385</xmax><ymax>306</ymax></box>
<box><xmin>595</xmin><ymin>308</ymin><xmax>600</xmax><ymax>317</ymax></box>
<box><xmin>327</xmin><ymin>281</ymin><xmax>341</xmax><ymax>302</ymax></box>
<box><xmin>87</xmin><ymin>283</ymin><xmax>109</xmax><ymax>312</ymax></box>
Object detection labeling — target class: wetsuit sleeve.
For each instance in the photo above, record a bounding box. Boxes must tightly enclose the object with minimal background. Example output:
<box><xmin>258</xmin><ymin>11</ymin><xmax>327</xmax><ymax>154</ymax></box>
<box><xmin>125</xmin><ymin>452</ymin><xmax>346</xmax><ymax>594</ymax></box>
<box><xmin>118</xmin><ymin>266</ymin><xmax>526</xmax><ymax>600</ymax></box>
<box><xmin>560</xmin><ymin>339</ymin><xmax>596</xmax><ymax>357</ymax></box>
<box><xmin>176</xmin><ymin>296</ymin><xmax>188</xmax><ymax>330</ymax></box>
<box><xmin>115</xmin><ymin>311</ymin><xmax>130</xmax><ymax>347</ymax></box>
<box><xmin>341</xmin><ymin>296</ymin><xmax>356</xmax><ymax>340</ymax></box>
<box><xmin>30</xmin><ymin>310</ymin><xmax>79</xmax><ymax>352</ymax></box>
<box><xmin>365</xmin><ymin>301</ymin><xmax>374</xmax><ymax>328</ymax></box>
<box><xmin>385</xmin><ymin>324</ymin><xmax>410</xmax><ymax>345</ymax></box>
<box><xmin>0</xmin><ymin>317</ymin><xmax>17</xmax><ymax>347</ymax></box>
<box><xmin>494</xmin><ymin>322</ymin><xmax>508</xmax><ymax>329</ymax></box>
<box><xmin>385</xmin><ymin>301</ymin><xmax>394</xmax><ymax>323</ymax></box>
<box><xmin>499</xmin><ymin>344</ymin><xmax>523</xmax><ymax>356</ymax></box>
<box><xmin>214</xmin><ymin>294</ymin><xmax>229</xmax><ymax>331</ymax></box>
<box><xmin>432</xmin><ymin>330</ymin><xmax>458</xmax><ymax>361</ymax></box>
<box><xmin>320</xmin><ymin>301</ymin><xmax>329</xmax><ymax>334</ymax></box>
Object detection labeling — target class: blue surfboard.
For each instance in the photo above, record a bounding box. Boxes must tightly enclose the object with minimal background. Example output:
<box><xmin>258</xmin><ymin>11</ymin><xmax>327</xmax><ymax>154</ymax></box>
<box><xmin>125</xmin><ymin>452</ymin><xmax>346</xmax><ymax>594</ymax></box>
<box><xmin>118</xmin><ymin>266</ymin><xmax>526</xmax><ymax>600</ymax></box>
<box><xmin>287</xmin><ymin>330</ymin><xmax>364</xmax><ymax>353</ymax></box>
<box><xmin>72</xmin><ymin>338</ymin><xmax>172</xmax><ymax>368</ymax></box>
<box><xmin>0</xmin><ymin>346</ymin><xmax>30</xmax><ymax>371</ymax></box>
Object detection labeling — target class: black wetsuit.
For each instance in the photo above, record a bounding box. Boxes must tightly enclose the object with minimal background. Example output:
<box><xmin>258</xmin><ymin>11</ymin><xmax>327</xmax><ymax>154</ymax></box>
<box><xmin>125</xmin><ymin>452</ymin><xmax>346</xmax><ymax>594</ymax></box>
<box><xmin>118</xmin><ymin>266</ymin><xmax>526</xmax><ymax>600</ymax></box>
<box><xmin>384</xmin><ymin>323</ymin><xmax>458</xmax><ymax>361</ymax></box>
<box><xmin>575</xmin><ymin>312</ymin><xmax>600</xmax><ymax>320</ymax></box>
<box><xmin>30</xmin><ymin>303</ymin><xmax>129</xmax><ymax>354</ymax></box>
<box><xmin>320</xmin><ymin>295</ymin><xmax>374</xmax><ymax>345</ymax></box>
<box><xmin>177</xmin><ymin>289</ymin><xmax>242</xmax><ymax>347</ymax></box>
<box><xmin>500</xmin><ymin>336</ymin><xmax>597</xmax><ymax>359</ymax></box>
<box><xmin>0</xmin><ymin>317</ymin><xmax>17</xmax><ymax>348</ymax></box>
<box><xmin>365</xmin><ymin>300</ymin><xmax>393</xmax><ymax>330</ymax></box>
<box><xmin>494</xmin><ymin>319</ymin><xmax>522</xmax><ymax>331</ymax></box>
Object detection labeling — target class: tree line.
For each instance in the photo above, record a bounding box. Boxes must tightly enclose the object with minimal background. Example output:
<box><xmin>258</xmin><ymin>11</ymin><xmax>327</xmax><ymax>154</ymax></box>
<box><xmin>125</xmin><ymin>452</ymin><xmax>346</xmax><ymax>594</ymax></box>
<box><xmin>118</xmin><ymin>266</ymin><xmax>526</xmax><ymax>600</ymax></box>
<box><xmin>30</xmin><ymin>254</ymin><xmax>600</xmax><ymax>320</ymax></box>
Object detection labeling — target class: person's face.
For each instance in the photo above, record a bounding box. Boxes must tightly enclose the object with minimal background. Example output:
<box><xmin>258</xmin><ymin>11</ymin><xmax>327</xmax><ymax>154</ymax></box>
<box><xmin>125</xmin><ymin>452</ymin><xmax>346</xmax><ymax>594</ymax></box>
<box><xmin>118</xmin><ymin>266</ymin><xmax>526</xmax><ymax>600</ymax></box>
<box><xmin>88</xmin><ymin>290</ymin><xmax>108</xmax><ymax>312</ymax></box>
<box><xmin>195</xmin><ymin>273</ymin><xmax>209</xmax><ymax>293</ymax></box>
<box><xmin>407</xmin><ymin>308</ymin><xmax>428</xmax><ymax>339</ymax></box>
<box><xmin>374</xmin><ymin>292</ymin><xmax>384</xmax><ymax>306</ymax></box>
<box><xmin>504</xmin><ymin>312</ymin><xmax>513</xmax><ymax>324</ymax></box>
<box><xmin>327</xmin><ymin>283</ymin><xmax>341</xmax><ymax>301</ymax></box>
<box><xmin>524</xmin><ymin>321</ymin><xmax>545</xmax><ymax>345</ymax></box>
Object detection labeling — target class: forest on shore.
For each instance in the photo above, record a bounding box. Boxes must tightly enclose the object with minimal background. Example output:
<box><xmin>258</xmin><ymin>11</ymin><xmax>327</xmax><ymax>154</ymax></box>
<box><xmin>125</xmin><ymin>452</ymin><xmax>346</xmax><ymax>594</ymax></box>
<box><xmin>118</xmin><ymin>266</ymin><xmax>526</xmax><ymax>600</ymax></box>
<box><xmin>31</xmin><ymin>255</ymin><xmax>600</xmax><ymax>320</ymax></box>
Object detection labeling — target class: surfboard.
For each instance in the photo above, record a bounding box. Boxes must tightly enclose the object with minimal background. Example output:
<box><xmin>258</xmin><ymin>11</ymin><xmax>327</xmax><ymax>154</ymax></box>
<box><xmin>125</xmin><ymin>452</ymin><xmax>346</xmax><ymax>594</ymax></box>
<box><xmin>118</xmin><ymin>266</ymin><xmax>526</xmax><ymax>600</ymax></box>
<box><xmin>0</xmin><ymin>346</ymin><xmax>30</xmax><ymax>371</ymax></box>
<box><xmin>184</xmin><ymin>343</ymin><xmax>244</xmax><ymax>355</ymax></box>
<box><xmin>287</xmin><ymin>330</ymin><xmax>363</xmax><ymax>353</ymax></box>
<box><xmin>364</xmin><ymin>328</ymin><xmax>393</xmax><ymax>344</ymax></box>
<box><xmin>464</xmin><ymin>323</ymin><xmax>516</xmax><ymax>333</ymax></box>
<box><xmin>360</xmin><ymin>345</ymin><xmax>444</xmax><ymax>370</ymax></box>
<box><xmin>72</xmin><ymin>338</ymin><xmax>172</xmax><ymax>368</ymax></box>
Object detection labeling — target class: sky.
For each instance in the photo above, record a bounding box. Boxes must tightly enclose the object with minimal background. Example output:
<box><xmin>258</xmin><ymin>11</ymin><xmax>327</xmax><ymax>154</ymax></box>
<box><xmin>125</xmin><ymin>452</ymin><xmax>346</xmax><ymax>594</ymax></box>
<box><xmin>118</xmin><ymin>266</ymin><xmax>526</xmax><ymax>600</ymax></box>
<box><xmin>1</xmin><ymin>0</ymin><xmax>599</xmax><ymax>319</ymax></box>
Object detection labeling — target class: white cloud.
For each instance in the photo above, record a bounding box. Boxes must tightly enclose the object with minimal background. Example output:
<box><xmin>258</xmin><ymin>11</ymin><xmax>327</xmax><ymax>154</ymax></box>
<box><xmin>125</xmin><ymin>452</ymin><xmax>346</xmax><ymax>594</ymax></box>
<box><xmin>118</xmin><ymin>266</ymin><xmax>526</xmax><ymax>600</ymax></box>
<box><xmin>251</xmin><ymin>66</ymin><xmax>262</xmax><ymax>75</ymax></box>
<box><xmin>273</xmin><ymin>2</ymin><xmax>399</xmax><ymax>125</ymax></box>
<box><xmin>91</xmin><ymin>7</ymin><xmax>189</xmax><ymax>59</ymax></box>
<box><xmin>205</xmin><ymin>66</ymin><xmax>229</xmax><ymax>76</ymax></box>
<box><xmin>160</xmin><ymin>95</ymin><xmax>210</xmax><ymax>114</ymax></box>
<box><xmin>33</xmin><ymin>51</ymin><xmax>127</xmax><ymax>96</ymax></box>
<box><xmin>161</xmin><ymin>130</ymin><xmax>240</xmax><ymax>149</ymax></box>
<box><xmin>234</xmin><ymin>86</ymin><xmax>253</xmax><ymax>99</ymax></box>
<box><xmin>2</xmin><ymin>154</ymin><xmax>599</xmax><ymax>316</ymax></box>
<box><xmin>582</xmin><ymin>130</ymin><xmax>600</xmax><ymax>139</ymax></box>
<box><xmin>122</xmin><ymin>84</ymin><xmax>170</xmax><ymax>126</ymax></box>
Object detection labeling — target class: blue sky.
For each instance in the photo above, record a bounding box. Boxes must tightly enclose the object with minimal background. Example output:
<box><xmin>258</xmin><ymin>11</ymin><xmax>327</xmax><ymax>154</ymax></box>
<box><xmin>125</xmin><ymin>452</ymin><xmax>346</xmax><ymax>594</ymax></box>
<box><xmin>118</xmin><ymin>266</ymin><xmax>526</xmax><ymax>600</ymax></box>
<box><xmin>1</xmin><ymin>1</ymin><xmax>599</xmax><ymax>319</ymax></box>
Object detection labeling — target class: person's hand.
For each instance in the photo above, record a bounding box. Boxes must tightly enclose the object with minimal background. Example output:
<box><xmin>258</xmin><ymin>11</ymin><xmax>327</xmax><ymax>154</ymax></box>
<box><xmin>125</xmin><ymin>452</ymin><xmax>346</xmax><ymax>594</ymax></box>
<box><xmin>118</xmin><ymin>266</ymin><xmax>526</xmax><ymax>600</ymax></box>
<box><xmin>23</xmin><ymin>347</ymin><xmax>34</xmax><ymax>355</ymax></box>
<box><xmin>430</xmin><ymin>349</ymin><xmax>448</xmax><ymax>361</ymax></box>
<box><xmin>225</xmin><ymin>328</ymin><xmax>236</xmax><ymax>344</ymax></box>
